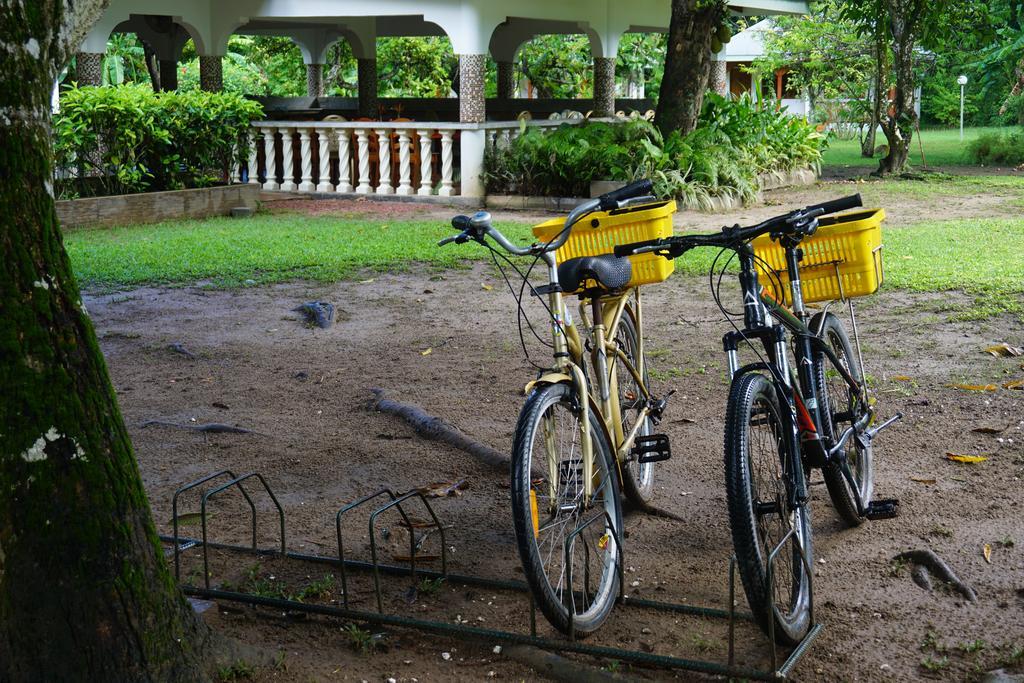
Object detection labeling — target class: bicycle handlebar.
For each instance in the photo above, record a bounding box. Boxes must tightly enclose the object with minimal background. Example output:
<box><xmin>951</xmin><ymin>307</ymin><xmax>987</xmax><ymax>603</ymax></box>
<box><xmin>614</xmin><ymin>193</ymin><xmax>863</xmax><ymax>259</ymax></box>
<box><xmin>438</xmin><ymin>179</ymin><xmax>662</xmax><ymax>256</ymax></box>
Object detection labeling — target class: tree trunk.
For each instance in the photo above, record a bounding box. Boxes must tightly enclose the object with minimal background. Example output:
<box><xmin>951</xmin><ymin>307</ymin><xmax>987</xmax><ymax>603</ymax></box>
<box><xmin>1</xmin><ymin>2</ymin><xmax>229</xmax><ymax>680</ymax></box>
<box><xmin>142</xmin><ymin>41</ymin><xmax>161</xmax><ymax>91</ymax></box>
<box><xmin>875</xmin><ymin>0</ymin><xmax>920</xmax><ymax>176</ymax></box>
<box><xmin>860</xmin><ymin>32</ymin><xmax>887</xmax><ymax>157</ymax></box>
<box><xmin>654</xmin><ymin>0</ymin><xmax>726</xmax><ymax>136</ymax></box>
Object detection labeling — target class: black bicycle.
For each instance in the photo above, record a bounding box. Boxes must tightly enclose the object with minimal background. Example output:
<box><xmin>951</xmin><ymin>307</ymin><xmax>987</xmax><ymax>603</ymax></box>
<box><xmin>615</xmin><ymin>194</ymin><xmax>901</xmax><ymax>645</ymax></box>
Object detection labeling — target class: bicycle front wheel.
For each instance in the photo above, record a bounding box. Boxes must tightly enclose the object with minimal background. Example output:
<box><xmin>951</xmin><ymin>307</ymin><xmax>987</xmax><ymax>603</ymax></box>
<box><xmin>811</xmin><ymin>312</ymin><xmax>873</xmax><ymax>527</ymax></box>
<box><xmin>725</xmin><ymin>372</ymin><xmax>813</xmax><ymax>646</ymax></box>
<box><xmin>511</xmin><ymin>382</ymin><xmax>622</xmax><ymax>636</ymax></box>
<box><xmin>613</xmin><ymin>307</ymin><xmax>656</xmax><ymax>505</ymax></box>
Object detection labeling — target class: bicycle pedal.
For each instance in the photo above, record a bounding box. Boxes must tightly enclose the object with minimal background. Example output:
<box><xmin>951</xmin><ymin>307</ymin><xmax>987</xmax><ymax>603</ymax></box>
<box><xmin>864</xmin><ymin>498</ymin><xmax>900</xmax><ymax>521</ymax></box>
<box><xmin>632</xmin><ymin>434</ymin><xmax>671</xmax><ymax>464</ymax></box>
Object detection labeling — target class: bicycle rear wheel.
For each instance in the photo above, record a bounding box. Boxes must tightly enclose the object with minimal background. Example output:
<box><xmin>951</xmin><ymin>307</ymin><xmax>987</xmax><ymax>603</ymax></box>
<box><xmin>725</xmin><ymin>372</ymin><xmax>813</xmax><ymax>646</ymax></box>
<box><xmin>811</xmin><ymin>312</ymin><xmax>873</xmax><ymax>527</ymax></box>
<box><xmin>613</xmin><ymin>307</ymin><xmax>656</xmax><ymax>505</ymax></box>
<box><xmin>510</xmin><ymin>382</ymin><xmax>622</xmax><ymax>636</ymax></box>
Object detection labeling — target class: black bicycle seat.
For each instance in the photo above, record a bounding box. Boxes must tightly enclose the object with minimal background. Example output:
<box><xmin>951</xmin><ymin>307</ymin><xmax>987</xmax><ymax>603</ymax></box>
<box><xmin>558</xmin><ymin>255</ymin><xmax>632</xmax><ymax>293</ymax></box>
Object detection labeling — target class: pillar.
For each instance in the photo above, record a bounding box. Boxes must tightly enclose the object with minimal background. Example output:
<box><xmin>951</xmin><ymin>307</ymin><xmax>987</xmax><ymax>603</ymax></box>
<box><xmin>592</xmin><ymin>57</ymin><xmax>616</xmax><ymax>117</ymax></box>
<box><xmin>497</xmin><ymin>60</ymin><xmax>515</xmax><ymax>99</ymax></box>
<box><xmin>159</xmin><ymin>59</ymin><xmax>178</xmax><ymax>91</ymax></box>
<box><xmin>357</xmin><ymin>58</ymin><xmax>378</xmax><ymax>118</ymax></box>
<box><xmin>306</xmin><ymin>63</ymin><xmax>324</xmax><ymax>97</ymax></box>
<box><xmin>459</xmin><ymin>54</ymin><xmax>486</xmax><ymax>123</ymax></box>
<box><xmin>459</xmin><ymin>54</ymin><xmax>486</xmax><ymax>197</ymax></box>
<box><xmin>199</xmin><ymin>55</ymin><xmax>223</xmax><ymax>92</ymax></box>
<box><xmin>76</xmin><ymin>52</ymin><xmax>104</xmax><ymax>86</ymax></box>
<box><xmin>710</xmin><ymin>50</ymin><xmax>728</xmax><ymax>97</ymax></box>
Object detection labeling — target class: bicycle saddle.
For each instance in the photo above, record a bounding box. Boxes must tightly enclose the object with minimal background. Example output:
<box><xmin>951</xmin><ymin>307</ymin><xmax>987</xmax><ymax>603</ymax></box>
<box><xmin>558</xmin><ymin>255</ymin><xmax>632</xmax><ymax>293</ymax></box>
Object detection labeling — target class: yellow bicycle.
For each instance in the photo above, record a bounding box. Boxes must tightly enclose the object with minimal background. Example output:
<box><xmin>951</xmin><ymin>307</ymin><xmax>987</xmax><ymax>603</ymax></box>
<box><xmin>439</xmin><ymin>180</ymin><xmax>675</xmax><ymax>636</ymax></box>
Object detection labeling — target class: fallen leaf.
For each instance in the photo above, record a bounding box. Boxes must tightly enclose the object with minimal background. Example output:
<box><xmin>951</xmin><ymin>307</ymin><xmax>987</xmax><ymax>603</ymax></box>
<box><xmin>1003</xmin><ymin>379</ymin><xmax>1024</xmax><ymax>390</ymax></box>
<box><xmin>949</xmin><ymin>383</ymin><xmax>998</xmax><ymax>392</ymax></box>
<box><xmin>892</xmin><ymin>375</ymin><xmax>913</xmax><ymax>382</ymax></box>
<box><xmin>172</xmin><ymin>512</ymin><xmax>211</xmax><ymax>526</ymax></box>
<box><xmin>983</xmin><ymin>543</ymin><xmax>992</xmax><ymax>564</ymax></box>
<box><xmin>420</xmin><ymin>348</ymin><xmax>433</xmax><ymax>356</ymax></box>
<box><xmin>945</xmin><ymin>453</ymin><xmax>989</xmax><ymax>463</ymax></box>
<box><xmin>985</xmin><ymin>343</ymin><xmax>1023</xmax><ymax>357</ymax></box>
<box><xmin>358</xmin><ymin>278</ymin><xmax>375</xmax><ymax>284</ymax></box>
<box><xmin>417</xmin><ymin>479</ymin><xmax>469</xmax><ymax>498</ymax></box>
<box><xmin>909</xmin><ymin>476</ymin><xmax>937</xmax><ymax>484</ymax></box>
<box><xmin>972</xmin><ymin>425</ymin><xmax>1006</xmax><ymax>434</ymax></box>
<box><xmin>481</xmin><ymin>283</ymin><xmax>494</xmax><ymax>291</ymax></box>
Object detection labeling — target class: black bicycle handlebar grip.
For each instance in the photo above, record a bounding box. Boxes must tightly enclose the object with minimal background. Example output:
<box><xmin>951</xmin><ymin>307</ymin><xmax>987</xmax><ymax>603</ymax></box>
<box><xmin>614</xmin><ymin>238</ymin><xmax>659</xmax><ymax>257</ymax></box>
<box><xmin>598</xmin><ymin>179</ymin><xmax>654</xmax><ymax>210</ymax></box>
<box><xmin>807</xmin><ymin>193</ymin><xmax>862</xmax><ymax>217</ymax></box>
<box><xmin>451</xmin><ymin>215</ymin><xmax>472</xmax><ymax>230</ymax></box>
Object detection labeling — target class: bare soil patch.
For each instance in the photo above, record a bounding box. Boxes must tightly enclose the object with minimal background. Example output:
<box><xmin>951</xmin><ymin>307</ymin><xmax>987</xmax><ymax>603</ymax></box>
<box><xmin>88</xmin><ymin>257</ymin><xmax>1024</xmax><ymax>681</ymax></box>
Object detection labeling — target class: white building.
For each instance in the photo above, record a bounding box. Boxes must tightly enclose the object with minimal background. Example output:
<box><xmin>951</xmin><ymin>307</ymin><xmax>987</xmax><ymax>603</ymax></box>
<box><xmin>75</xmin><ymin>1</ymin><xmax>809</xmax><ymax>198</ymax></box>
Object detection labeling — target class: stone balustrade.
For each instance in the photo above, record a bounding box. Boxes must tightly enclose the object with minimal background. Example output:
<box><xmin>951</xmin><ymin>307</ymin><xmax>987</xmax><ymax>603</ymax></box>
<box><xmin>243</xmin><ymin>118</ymin><xmax>593</xmax><ymax>198</ymax></box>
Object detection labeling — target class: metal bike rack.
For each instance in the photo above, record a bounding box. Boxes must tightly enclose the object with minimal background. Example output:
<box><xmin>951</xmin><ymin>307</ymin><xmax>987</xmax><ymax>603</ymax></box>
<box><xmin>163</xmin><ymin>471</ymin><xmax>823</xmax><ymax>680</ymax></box>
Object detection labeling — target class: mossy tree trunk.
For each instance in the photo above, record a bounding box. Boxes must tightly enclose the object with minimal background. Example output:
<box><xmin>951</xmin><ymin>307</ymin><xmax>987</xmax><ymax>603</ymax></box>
<box><xmin>1</xmin><ymin>2</ymin><xmax>221</xmax><ymax>680</ymax></box>
<box><xmin>654</xmin><ymin>0</ymin><xmax>726</xmax><ymax>136</ymax></box>
<box><xmin>875</xmin><ymin>0</ymin><xmax>925</xmax><ymax>176</ymax></box>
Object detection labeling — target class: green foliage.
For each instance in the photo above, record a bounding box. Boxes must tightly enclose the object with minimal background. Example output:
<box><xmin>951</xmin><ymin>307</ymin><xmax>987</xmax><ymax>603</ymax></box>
<box><xmin>517</xmin><ymin>34</ymin><xmax>593</xmax><ymax>99</ymax></box>
<box><xmin>968</xmin><ymin>128</ymin><xmax>1024</xmax><ymax>166</ymax></box>
<box><xmin>484</xmin><ymin>94</ymin><xmax>825</xmax><ymax>208</ymax></box>
<box><xmin>54</xmin><ymin>84</ymin><xmax>263</xmax><ymax>198</ymax></box>
<box><xmin>377</xmin><ymin>37</ymin><xmax>457</xmax><ymax>98</ymax></box>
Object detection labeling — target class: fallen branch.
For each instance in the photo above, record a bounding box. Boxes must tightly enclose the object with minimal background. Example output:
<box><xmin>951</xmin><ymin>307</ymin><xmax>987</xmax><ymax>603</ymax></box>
<box><xmin>894</xmin><ymin>549</ymin><xmax>977</xmax><ymax>602</ymax></box>
<box><xmin>503</xmin><ymin>645</ymin><xmax>642</xmax><ymax>682</ymax></box>
<box><xmin>369</xmin><ymin>389</ymin><xmax>507</xmax><ymax>470</ymax></box>
<box><xmin>141</xmin><ymin>420</ymin><xmax>254</xmax><ymax>435</ymax></box>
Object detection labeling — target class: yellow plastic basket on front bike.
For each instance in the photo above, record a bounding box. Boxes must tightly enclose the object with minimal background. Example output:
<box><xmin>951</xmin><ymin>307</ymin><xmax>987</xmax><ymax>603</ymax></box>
<box><xmin>752</xmin><ymin>208</ymin><xmax>886</xmax><ymax>305</ymax></box>
<box><xmin>531</xmin><ymin>200</ymin><xmax>677</xmax><ymax>293</ymax></box>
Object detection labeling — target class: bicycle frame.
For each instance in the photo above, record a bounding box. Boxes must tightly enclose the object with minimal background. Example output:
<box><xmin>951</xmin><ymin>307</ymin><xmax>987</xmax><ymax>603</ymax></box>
<box><xmin>536</xmin><ymin>250</ymin><xmax>656</xmax><ymax>504</ymax></box>
<box><xmin>722</xmin><ymin>240</ymin><xmax>875</xmax><ymax>512</ymax></box>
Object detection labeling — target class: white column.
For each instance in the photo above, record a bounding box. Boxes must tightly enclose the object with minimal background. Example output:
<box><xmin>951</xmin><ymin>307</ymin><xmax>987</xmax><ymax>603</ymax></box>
<box><xmin>230</xmin><ymin>146</ymin><xmax>241</xmax><ymax>184</ymax></box>
<box><xmin>316</xmin><ymin>128</ymin><xmax>333</xmax><ymax>192</ymax></box>
<box><xmin>262</xmin><ymin>128</ymin><xmax>279</xmax><ymax>191</ymax></box>
<box><xmin>355</xmin><ymin>128</ymin><xmax>372</xmax><ymax>194</ymax></box>
<box><xmin>396</xmin><ymin>130</ymin><xmax>413</xmax><ymax>196</ymax></box>
<box><xmin>438</xmin><ymin>130</ymin><xmax>454</xmax><ymax>197</ymax></box>
<box><xmin>247</xmin><ymin>134</ymin><xmax>260</xmax><ymax>185</ymax></box>
<box><xmin>298</xmin><ymin>128</ymin><xmax>315</xmax><ymax>192</ymax></box>
<box><xmin>459</xmin><ymin>129</ymin><xmax>484</xmax><ymax>197</ymax></box>
<box><xmin>280</xmin><ymin>128</ymin><xmax>297</xmax><ymax>192</ymax></box>
<box><xmin>336</xmin><ymin>129</ymin><xmax>353</xmax><ymax>193</ymax></box>
<box><xmin>417</xmin><ymin>129</ymin><xmax>433</xmax><ymax>196</ymax></box>
<box><xmin>375</xmin><ymin>129</ymin><xmax>393</xmax><ymax>195</ymax></box>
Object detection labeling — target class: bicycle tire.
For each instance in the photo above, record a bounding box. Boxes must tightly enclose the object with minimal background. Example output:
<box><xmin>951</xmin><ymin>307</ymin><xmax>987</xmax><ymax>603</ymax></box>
<box><xmin>725</xmin><ymin>372</ymin><xmax>813</xmax><ymax>646</ymax></box>
<box><xmin>511</xmin><ymin>382</ymin><xmax>622</xmax><ymax>636</ymax></box>
<box><xmin>613</xmin><ymin>307</ymin><xmax>657</xmax><ymax>505</ymax></box>
<box><xmin>811</xmin><ymin>312</ymin><xmax>873</xmax><ymax>527</ymax></box>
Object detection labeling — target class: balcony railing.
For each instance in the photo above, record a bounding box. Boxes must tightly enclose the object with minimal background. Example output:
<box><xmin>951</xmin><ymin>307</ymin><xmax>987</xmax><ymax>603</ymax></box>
<box><xmin>238</xmin><ymin>117</ymin><xmax>596</xmax><ymax>197</ymax></box>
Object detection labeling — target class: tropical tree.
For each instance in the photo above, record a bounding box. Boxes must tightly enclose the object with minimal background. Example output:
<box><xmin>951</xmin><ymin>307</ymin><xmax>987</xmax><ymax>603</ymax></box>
<box><xmin>654</xmin><ymin>0</ymin><xmax>729</xmax><ymax>135</ymax></box>
<box><xmin>841</xmin><ymin>0</ymin><xmax>976</xmax><ymax>175</ymax></box>
<box><xmin>1</xmin><ymin>2</ymin><xmax>242</xmax><ymax>679</ymax></box>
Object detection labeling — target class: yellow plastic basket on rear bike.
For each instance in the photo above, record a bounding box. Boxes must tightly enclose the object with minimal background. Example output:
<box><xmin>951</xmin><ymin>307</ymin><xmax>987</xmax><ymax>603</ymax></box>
<box><xmin>752</xmin><ymin>208</ymin><xmax>886</xmax><ymax>305</ymax></box>
<box><xmin>532</xmin><ymin>200</ymin><xmax>676</xmax><ymax>293</ymax></box>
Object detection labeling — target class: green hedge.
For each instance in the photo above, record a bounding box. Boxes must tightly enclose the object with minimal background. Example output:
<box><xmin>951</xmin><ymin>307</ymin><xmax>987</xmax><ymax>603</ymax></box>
<box><xmin>968</xmin><ymin>128</ymin><xmax>1024</xmax><ymax>166</ymax></box>
<box><xmin>54</xmin><ymin>84</ymin><xmax>263</xmax><ymax>198</ymax></box>
<box><xmin>484</xmin><ymin>94</ymin><xmax>826</xmax><ymax>208</ymax></box>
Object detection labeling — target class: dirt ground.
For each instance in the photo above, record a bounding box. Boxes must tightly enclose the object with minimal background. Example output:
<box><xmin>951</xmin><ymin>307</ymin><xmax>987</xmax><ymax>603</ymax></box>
<box><xmin>86</xmin><ymin>185</ymin><xmax>1024</xmax><ymax>682</ymax></box>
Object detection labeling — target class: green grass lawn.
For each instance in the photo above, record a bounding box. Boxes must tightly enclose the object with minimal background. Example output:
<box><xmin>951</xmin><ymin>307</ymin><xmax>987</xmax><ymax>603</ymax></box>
<box><xmin>66</xmin><ymin>210</ymin><xmax>1024</xmax><ymax>316</ymax></box>
<box><xmin>822</xmin><ymin>126</ymin><xmax>1013</xmax><ymax>170</ymax></box>
<box><xmin>66</xmin><ymin>214</ymin><xmax>537</xmax><ymax>289</ymax></box>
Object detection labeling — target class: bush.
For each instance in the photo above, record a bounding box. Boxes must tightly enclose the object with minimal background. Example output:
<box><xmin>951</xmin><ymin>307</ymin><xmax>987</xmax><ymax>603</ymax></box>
<box><xmin>484</xmin><ymin>94</ymin><xmax>826</xmax><ymax>208</ymax></box>
<box><xmin>968</xmin><ymin>128</ymin><xmax>1024</xmax><ymax>166</ymax></box>
<box><xmin>54</xmin><ymin>84</ymin><xmax>264</xmax><ymax>198</ymax></box>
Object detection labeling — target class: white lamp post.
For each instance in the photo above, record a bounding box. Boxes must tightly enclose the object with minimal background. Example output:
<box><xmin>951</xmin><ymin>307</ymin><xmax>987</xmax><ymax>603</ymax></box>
<box><xmin>957</xmin><ymin>74</ymin><xmax>968</xmax><ymax>141</ymax></box>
